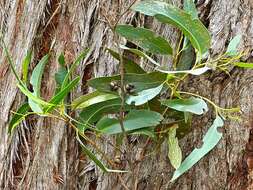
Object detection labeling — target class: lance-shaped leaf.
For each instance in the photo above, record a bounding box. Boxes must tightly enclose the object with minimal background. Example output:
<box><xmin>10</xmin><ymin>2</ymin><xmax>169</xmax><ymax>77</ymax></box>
<box><xmin>72</xmin><ymin>91</ymin><xmax>118</xmax><ymax>109</ymax></box>
<box><xmin>88</xmin><ymin>72</ymin><xmax>166</xmax><ymax>93</ymax></box>
<box><xmin>9</xmin><ymin>103</ymin><xmax>30</xmax><ymax>134</ymax></box>
<box><xmin>233</xmin><ymin>62</ymin><xmax>253</xmax><ymax>68</ymax></box>
<box><xmin>226</xmin><ymin>35</ymin><xmax>241</xmax><ymax>56</ymax></box>
<box><xmin>156</xmin><ymin>66</ymin><xmax>210</xmax><ymax>76</ymax></box>
<box><xmin>161</xmin><ymin>97</ymin><xmax>208</xmax><ymax>115</ymax></box>
<box><xmin>45</xmin><ymin>77</ymin><xmax>80</xmax><ymax>113</ymax></box>
<box><xmin>106</xmin><ymin>48</ymin><xmax>145</xmax><ymax>74</ymax></box>
<box><xmin>120</xmin><ymin>45</ymin><xmax>160</xmax><ymax>66</ymax></box>
<box><xmin>126</xmin><ymin>84</ymin><xmax>163</xmax><ymax>106</ymax></box>
<box><xmin>132</xmin><ymin>1</ymin><xmax>211</xmax><ymax>54</ymax></box>
<box><xmin>22</xmin><ymin>51</ymin><xmax>32</xmax><ymax>83</ymax></box>
<box><xmin>77</xmin><ymin>136</ymin><xmax>127</xmax><ymax>173</ymax></box>
<box><xmin>171</xmin><ymin>116</ymin><xmax>224</xmax><ymax>181</ymax></box>
<box><xmin>61</xmin><ymin>49</ymin><xmax>89</xmax><ymax>89</ymax></box>
<box><xmin>168</xmin><ymin>124</ymin><xmax>182</xmax><ymax>169</ymax></box>
<box><xmin>78</xmin><ymin>99</ymin><xmax>131</xmax><ymax>132</ymax></box>
<box><xmin>116</xmin><ymin>25</ymin><xmax>173</xmax><ymax>55</ymax></box>
<box><xmin>28</xmin><ymin>54</ymin><xmax>49</xmax><ymax>112</ymax></box>
<box><xmin>97</xmin><ymin>110</ymin><xmax>163</xmax><ymax>135</ymax></box>
<box><xmin>30</xmin><ymin>54</ymin><xmax>49</xmax><ymax>96</ymax></box>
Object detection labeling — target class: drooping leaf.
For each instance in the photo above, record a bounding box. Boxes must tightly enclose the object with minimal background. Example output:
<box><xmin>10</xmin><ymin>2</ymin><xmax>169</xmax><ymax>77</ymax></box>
<box><xmin>106</xmin><ymin>48</ymin><xmax>145</xmax><ymax>74</ymax></box>
<box><xmin>22</xmin><ymin>51</ymin><xmax>32</xmax><ymax>83</ymax></box>
<box><xmin>17</xmin><ymin>84</ymin><xmax>52</xmax><ymax>107</ymax></box>
<box><xmin>88</xmin><ymin>72</ymin><xmax>166</xmax><ymax>94</ymax></box>
<box><xmin>78</xmin><ymin>99</ymin><xmax>131</xmax><ymax>132</ymax></box>
<box><xmin>72</xmin><ymin>91</ymin><xmax>118</xmax><ymax>109</ymax></box>
<box><xmin>232</xmin><ymin>62</ymin><xmax>253</xmax><ymax>68</ymax></box>
<box><xmin>45</xmin><ymin>77</ymin><xmax>80</xmax><ymax>113</ymax></box>
<box><xmin>183</xmin><ymin>0</ymin><xmax>198</xmax><ymax>19</ymax></box>
<box><xmin>116</xmin><ymin>25</ymin><xmax>173</xmax><ymax>55</ymax></box>
<box><xmin>156</xmin><ymin>66</ymin><xmax>210</xmax><ymax>76</ymax></box>
<box><xmin>77</xmin><ymin>136</ymin><xmax>127</xmax><ymax>173</ymax></box>
<box><xmin>120</xmin><ymin>45</ymin><xmax>160</xmax><ymax>66</ymax></box>
<box><xmin>168</xmin><ymin>124</ymin><xmax>182</xmax><ymax>169</ymax></box>
<box><xmin>161</xmin><ymin>97</ymin><xmax>208</xmax><ymax>115</ymax></box>
<box><xmin>171</xmin><ymin>116</ymin><xmax>224</xmax><ymax>181</ymax></box>
<box><xmin>61</xmin><ymin>49</ymin><xmax>89</xmax><ymax>89</ymax></box>
<box><xmin>226</xmin><ymin>35</ymin><xmax>242</xmax><ymax>56</ymax></box>
<box><xmin>28</xmin><ymin>54</ymin><xmax>49</xmax><ymax>112</ymax></box>
<box><xmin>97</xmin><ymin>110</ymin><xmax>163</xmax><ymax>135</ymax></box>
<box><xmin>30</xmin><ymin>54</ymin><xmax>49</xmax><ymax>96</ymax></box>
<box><xmin>9</xmin><ymin>103</ymin><xmax>30</xmax><ymax>134</ymax></box>
<box><xmin>126</xmin><ymin>84</ymin><xmax>163</xmax><ymax>106</ymax></box>
<box><xmin>132</xmin><ymin>1</ymin><xmax>211</xmax><ymax>54</ymax></box>
<box><xmin>55</xmin><ymin>67</ymin><xmax>68</xmax><ymax>93</ymax></box>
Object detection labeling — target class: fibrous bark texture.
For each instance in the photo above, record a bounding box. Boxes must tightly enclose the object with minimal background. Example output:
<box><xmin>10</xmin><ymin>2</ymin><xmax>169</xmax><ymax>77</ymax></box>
<box><xmin>0</xmin><ymin>0</ymin><xmax>252</xmax><ymax>189</ymax></box>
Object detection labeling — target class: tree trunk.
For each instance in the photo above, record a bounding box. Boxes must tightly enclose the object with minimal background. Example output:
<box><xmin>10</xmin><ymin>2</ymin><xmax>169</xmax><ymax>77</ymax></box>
<box><xmin>0</xmin><ymin>0</ymin><xmax>252</xmax><ymax>189</ymax></box>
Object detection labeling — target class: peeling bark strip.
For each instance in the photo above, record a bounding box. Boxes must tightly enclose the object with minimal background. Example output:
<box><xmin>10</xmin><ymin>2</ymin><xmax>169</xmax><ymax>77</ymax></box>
<box><xmin>0</xmin><ymin>0</ymin><xmax>253</xmax><ymax>189</ymax></box>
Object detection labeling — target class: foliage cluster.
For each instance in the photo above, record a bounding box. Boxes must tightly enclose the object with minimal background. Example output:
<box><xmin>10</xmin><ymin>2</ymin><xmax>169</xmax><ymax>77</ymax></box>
<box><xmin>1</xmin><ymin>0</ymin><xmax>252</xmax><ymax>183</ymax></box>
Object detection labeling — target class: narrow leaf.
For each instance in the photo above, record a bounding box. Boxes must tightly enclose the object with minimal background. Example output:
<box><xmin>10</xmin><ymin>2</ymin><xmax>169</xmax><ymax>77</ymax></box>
<box><xmin>97</xmin><ymin>110</ymin><xmax>163</xmax><ymax>135</ymax></box>
<box><xmin>72</xmin><ymin>91</ymin><xmax>118</xmax><ymax>109</ymax></box>
<box><xmin>171</xmin><ymin>116</ymin><xmax>224</xmax><ymax>181</ymax></box>
<box><xmin>9</xmin><ymin>103</ymin><xmax>30</xmax><ymax>134</ymax></box>
<box><xmin>168</xmin><ymin>124</ymin><xmax>182</xmax><ymax>169</ymax></box>
<box><xmin>30</xmin><ymin>54</ymin><xmax>49</xmax><ymax>96</ymax></box>
<box><xmin>126</xmin><ymin>84</ymin><xmax>163</xmax><ymax>106</ymax></box>
<box><xmin>161</xmin><ymin>97</ymin><xmax>208</xmax><ymax>115</ymax></box>
<box><xmin>156</xmin><ymin>66</ymin><xmax>210</xmax><ymax>76</ymax></box>
<box><xmin>116</xmin><ymin>25</ymin><xmax>173</xmax><ymax>55</ymax></box>
<box><xmin>22</xmin><ymin>51</ymin><xmax>32</xmax><ymax>83</ymax></box>
<box><xmin>132</xmin><ymin>1</ymin><xmax>211</xmax><ymax>54</ymax></box>
<box><xmin>45</xmin><ymin>77</ymin><xmax>80</xmax><ymax>113</ymax></box>
<box><xmin>233</xmin><ymin>62</ymin><xmax>253</xmax><ymax>68</ymax></box>
<box><xmin>61</xmin><ymin>49</ymin><xmax>89</xmax><ymax>89</ymax></box>
<box><xmin>184</xmin><ymin>0</ymin><xmax>198</xmax><ymax>19</ymax></box>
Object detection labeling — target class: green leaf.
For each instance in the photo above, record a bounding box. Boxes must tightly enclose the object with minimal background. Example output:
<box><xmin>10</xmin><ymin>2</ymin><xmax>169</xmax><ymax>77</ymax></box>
<box><xmin>28</xmin><ymin>98</ymin><xmax>43</xmax><ymax>113</ymax></box>
<box><xmin>171</xmin><ymin>116</ymin><xmax>224</xmax><ymax>181</ymax></box>
<box><xmin>116</xmin><ymin>25</ymin><xmax>173</xmax><ymax>55</ymax></box>
<box><xmin>72</xmin><ymin>91</ymin><xmax>118</xmax><ymax>109</ymax></box>
<box><xmin>17</xmin><ymin>84</ymin><xmax>52</xmax><ymax>107</ymax></box>
<box><xmin>168</xmin><ymin>124</ymin><xmax>182</xmax><ymax>169</ymax></box>
<box><xmin>58</xmin><ymin>53</ymin><xmax>65</xmax><ymax>66</ymax></box>
<box><xmin>232</xmin><ymin>62</ymin><xmax>253</xmax><ymax>68</ymax></box>
<box><xmin>106</xmin><ymin>48</ymin><xmax>145</xmax><ymax>74</ymax></box>
<box><xmin>9</xmin><ymin>103</ymin><xmax>30</xmax><ymax>134</ymax></box>
<box><xmin>55</xmin><ymin>67</ymin><xmax>68</xmax><ymax>90</ymax></box>
<box><xmin>176</xmin><ymin>40</ymin><xmax>195</xmax><ymax>71</ymax></box>
<box><xmin>77</xmin><ymin>136</ymin><xmax>127</xmax><ymax>173</ymax></box>
<box><xmin>132</xmin><ymin>1</ymin><xmax>211</xmax><ymax>54</ymax></box>
<box><xmin>161</xmin><ymin>97</ymin><xmax>208</xmax><ymax>115</ymax></box>
<box><xmin>61</xmin><ymin>49</ymin><xmax>89</xmax><ymax>89</ymax></box>
<box><xmin>78</xmin><ymin>99</ymin><xmax>131</xmax><ymax>132</ymax></box>
<box><xmin>88</xmin><ymin>72</ymin><xmax>166</xmax><ymax>94</ymax></box>
<box><xmin>97</xmin><ymin>110</ymin><xmax>163</xmax><ymax>135</ymax></box>
<box><xmin>157</xmin><ymin>66</ymin><xmax>210</xmax><ymax>75</ymax></box>
<box><xmin>30</xmin><ymin>54</ymin><xmax>49</xmax><ymax>96</ymax></box>
<box><xmin>126</xmin><ymin>84</ymin><xmax>163</xmax><ymax>106</ymax></box>
<box><xmin>22</xmin><ymin>51</ymin><xmax>32</xmax><ymax>83</ymax></box>
<box><xmin>120</xmin><ymin>45</ymin><xmax>160</xmax><ymax>66</ymax></box>
<box><xmin>183</xmin><ymin>0</ymin><xmax>198</xmax><ymax>19</ymax></box>
<box><xmin>226</xmin><ymin>35</ymin><xmax>241</xmax><ymax>56</ymax></box>
<box><xmin>45</xmin><ymin>77</ymin><xmax>80</xmax><ymax>113</ymax></box>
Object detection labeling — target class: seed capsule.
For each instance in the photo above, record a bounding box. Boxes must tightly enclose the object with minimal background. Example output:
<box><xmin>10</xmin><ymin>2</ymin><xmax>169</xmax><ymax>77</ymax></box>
<box><xmin>110</xmin><ymin>81</ymin><xmax>119</xmax><ymax>91</ymax></box>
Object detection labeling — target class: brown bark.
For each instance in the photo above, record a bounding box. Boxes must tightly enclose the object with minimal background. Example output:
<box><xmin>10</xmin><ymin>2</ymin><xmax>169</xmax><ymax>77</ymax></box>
<box><xmin>0</xmin><ymin>0</ymin><xmax>252</xmax><ymax>189</ymax></box>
